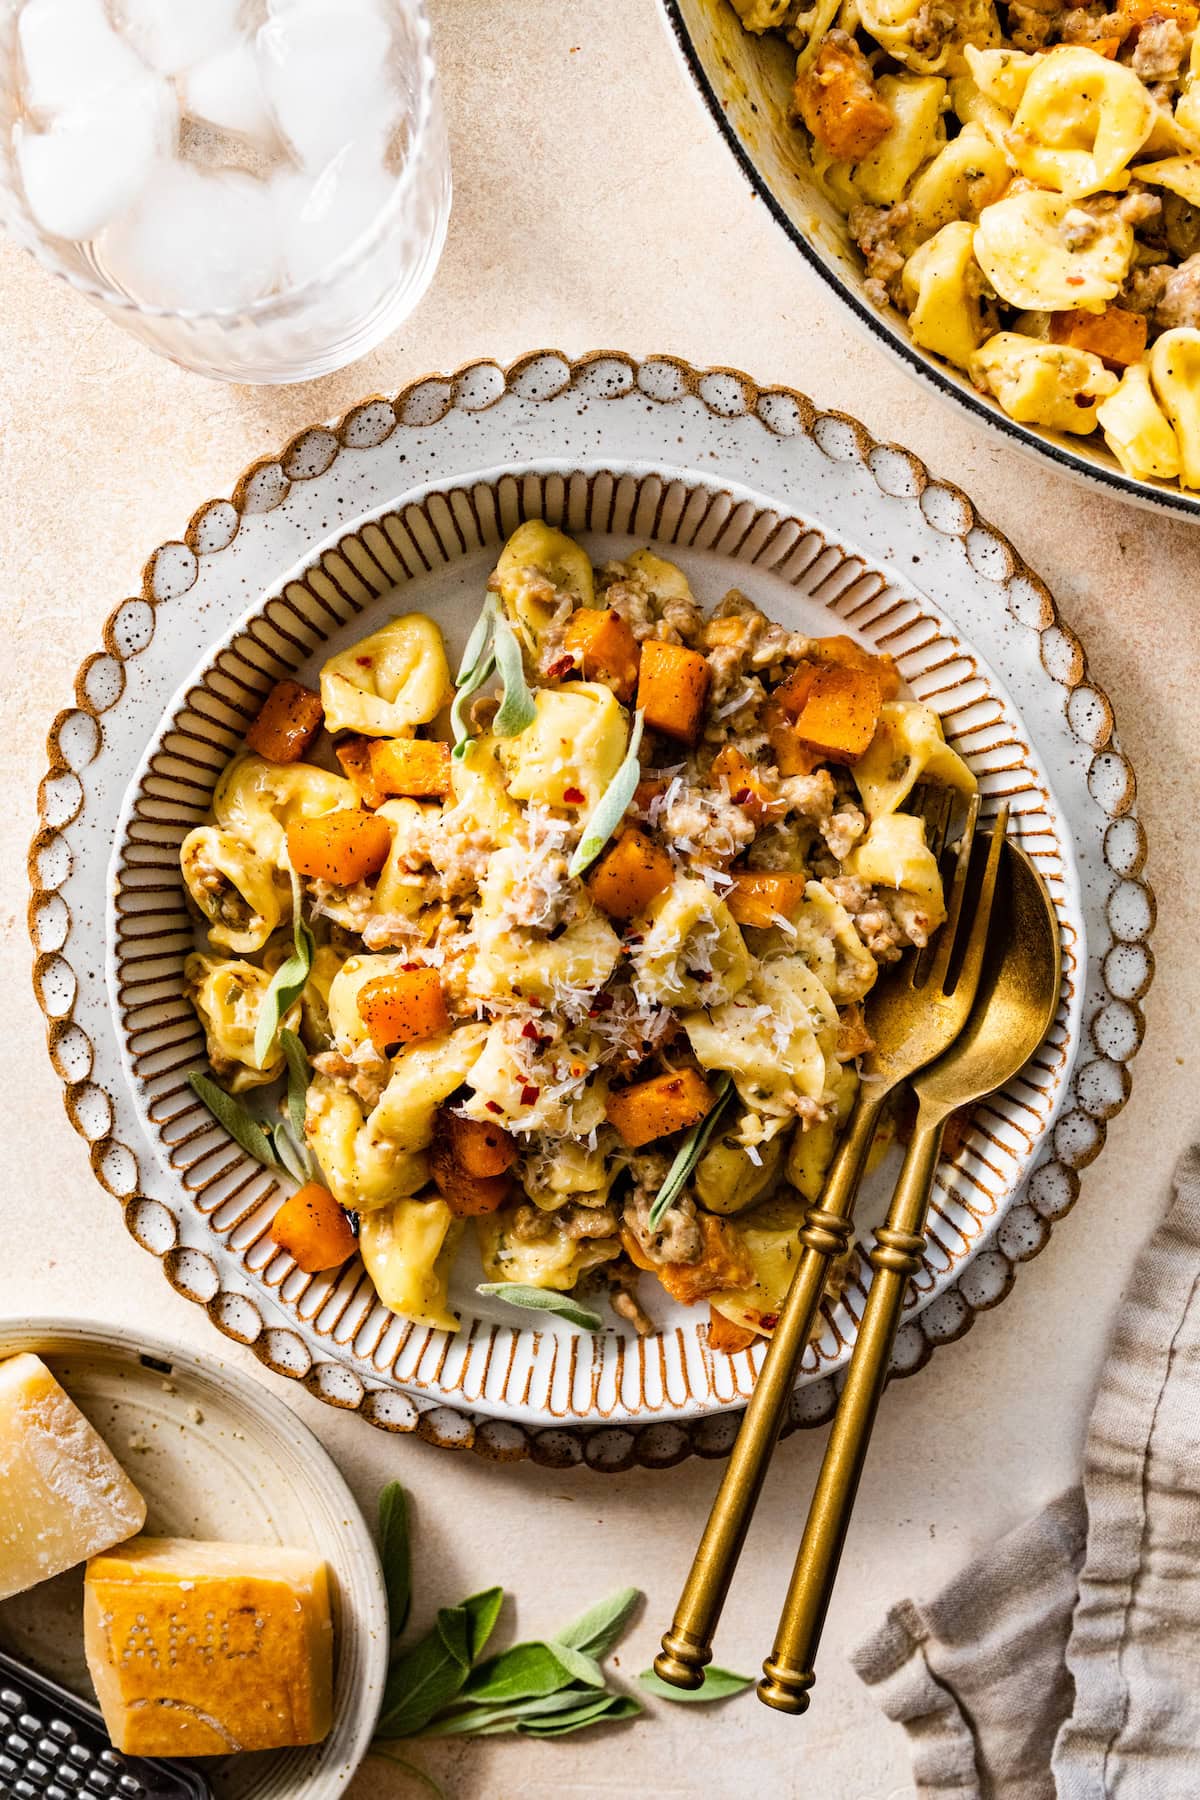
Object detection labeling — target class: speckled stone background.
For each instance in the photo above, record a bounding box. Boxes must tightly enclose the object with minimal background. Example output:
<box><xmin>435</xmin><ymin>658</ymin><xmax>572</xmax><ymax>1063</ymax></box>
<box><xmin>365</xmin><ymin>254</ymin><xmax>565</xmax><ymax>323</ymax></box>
<box><xmin>2</xmin><ymin>4</ymin><xmax>1197</xmax><ymax>1797</ymax></box>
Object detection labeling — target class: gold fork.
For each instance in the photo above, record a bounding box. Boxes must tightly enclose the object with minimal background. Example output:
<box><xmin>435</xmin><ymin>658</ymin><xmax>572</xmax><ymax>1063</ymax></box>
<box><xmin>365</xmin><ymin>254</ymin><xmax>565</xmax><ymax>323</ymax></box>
<box><xmin>655</xmin><ymin>786</ymin><xmax>982</xmax><ymax>1692</ymax></box>
<box><xmin>758</xmin><ymin>812</ymin><xmax>1053</xmax><ymax>1714</ymax></box>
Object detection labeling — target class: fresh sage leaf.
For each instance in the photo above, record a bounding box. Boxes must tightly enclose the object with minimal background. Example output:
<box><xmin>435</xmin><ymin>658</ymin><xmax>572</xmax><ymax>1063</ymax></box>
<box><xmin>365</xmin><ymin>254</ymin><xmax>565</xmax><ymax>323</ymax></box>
<box><xmin>253</xmin><ymin>869</ymin><xmax>314</xmax><ymax>1066</ymax></box>
<box><xmin>464</xmin><ymin>1639</ymin><xmax>604</xmax><ymax>1704</ymax></box>
<box><xmin>187</xmin><ymin>1072</ymin><xmax>280</xmax><ymax>1172</ymax></box>
<box><xmin>451</xmin><ymin>597</ymin><xmax>498</xmax><ymax>760</ymax></box>
<box><xmin>269</xmin><ymin>1123</ymin><xmax>310</xmax><ymax>1186</ymax></box>
<box><xmin>491</xmin><ymin>609</ymin><xmax>537</xmax><ymax>737</ymax></box>
<box><xmin>647</xmin><ymin>1074</ymin><xmax>735</xmax><ymax>1231</ymax></box>
<box><xmin>462</xmin><ymin>1586</ymin><xmax>504</xmax><ymax>1662</ymax></box>
<box><xmin>421</xmin><ymin>1684</ymin><xmax>601</xmax><ymax>1738</ymax></box>
<box><xmin>279</xmin><ymin>1027</ymin><xmax>311</xmax><ymax>1153</ymax></box>
<box><xmin>518</xmin><ymin>1693</ymin><xmax>643</xmax><ymax>1736</ymax></box>
<box><xmin>378</xmin><ymin>1482</ymin><xmax>412</xmax><ymax>1637</ymax></box>
<box><xmin>567</xmin><ymin>709</ymin><xmax>645</xmax><ymax>877</ymax></box>
<box><xmin>455</xmin><ymin>593</ymin><xmax>497</xmax><ymax>685</ymax></box>
<box><xmin>554</xmin><ymin>1586</ymin><xmax>641</xmax><ymax>1658</ymax></box>
<box><xmin>477</xmin><ymin>1283</ymin><xmax>603</xmax><ymax>1332</ymax></box>
<box><xmin>637</xmin><ymin>1664</ymin><xmax>754</xmax><ymax>1703</ymax></box>
<box><xmin>376</xmin><ymin>1605</ymin><xmax>472</xmax><ymax>1738</ymax></box>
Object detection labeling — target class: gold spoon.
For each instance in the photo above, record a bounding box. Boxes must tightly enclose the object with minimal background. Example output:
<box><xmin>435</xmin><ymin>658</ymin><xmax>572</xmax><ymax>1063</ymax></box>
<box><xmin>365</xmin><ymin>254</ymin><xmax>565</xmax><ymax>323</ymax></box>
<box><xmin>758</xmin><ymin>834</ymin><xmax>1061</xmax><ymax>1713</ymax></box>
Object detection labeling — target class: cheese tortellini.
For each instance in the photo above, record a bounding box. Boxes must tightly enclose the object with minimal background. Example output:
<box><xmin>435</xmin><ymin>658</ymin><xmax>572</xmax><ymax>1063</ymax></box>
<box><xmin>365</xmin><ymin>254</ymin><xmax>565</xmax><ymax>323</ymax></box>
<box><xmin>320</xmin><ymin>613</ymin><xmax>451</xmax><ymax>737</ymax></box>
<box><xmin>853</xmin><ymin>702</ymin><xmax>977</xmax><ymax>818</ymax></box>
<box><xmin>497</xmin><ymin>683</ymin><xmax>627</xmax><ymax>811</ymax></box>
<box><xmin>359</xmin><ymin>1197</ymin><xmax>463</xmax><ymax>1333</ymax></box>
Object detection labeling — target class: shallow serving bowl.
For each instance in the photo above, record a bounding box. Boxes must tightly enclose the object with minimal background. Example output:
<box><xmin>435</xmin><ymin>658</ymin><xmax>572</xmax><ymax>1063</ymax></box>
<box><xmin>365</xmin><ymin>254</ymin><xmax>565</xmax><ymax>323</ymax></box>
<box><xmin>660</xmin><ymin>0</ymin><xmax>1200</xmax><ymax>522</ymax></box>
<box><xmin>30</xmin><ymin>352</ymin><xmax>1152</xmax><ymax>1470</ymax></box>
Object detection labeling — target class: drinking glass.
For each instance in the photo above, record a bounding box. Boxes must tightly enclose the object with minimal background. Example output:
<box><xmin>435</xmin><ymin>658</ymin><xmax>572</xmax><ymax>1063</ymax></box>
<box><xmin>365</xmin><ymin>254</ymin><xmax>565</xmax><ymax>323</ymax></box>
<box><xmin>0</xmin><ymin>0</ymin><xmax>451</xmax><ymax>383</ymax></box>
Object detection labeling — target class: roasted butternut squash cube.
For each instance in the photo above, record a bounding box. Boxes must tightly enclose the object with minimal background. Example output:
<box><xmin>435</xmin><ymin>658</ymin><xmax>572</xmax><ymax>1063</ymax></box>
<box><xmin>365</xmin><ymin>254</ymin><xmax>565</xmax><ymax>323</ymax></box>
<box><xmin>357</xmin><ymin>968</ymin><xmax>449</xmax><ymax>1050</ymax></box>
<box><xmin>794</xmin><ymin>665</ymin><xmax>883</xmax><ymax>763</ymax></box>
<box><xmin>654</xmin><ymin>1214</ymin><xmax>755</xmax><ymax>1305</ymax></box>
<box><xmin>709</xmin><ymin>746</ymin><xmax>783</xmax><ymax>822</ymax></box>
<box><xmin>1049</xmin><ymin>305</ymin><xmax>1147</xmax><ymax>372</ymax></box>
<box><xmin>563</xmin><ymin>607</ymin><xmax>641</xmax><ymax>703</ymax></box>
<box><xmin>587</xmin><ymin>827</ymin><xmax>675</xmax><ymax>921</ymax></box>
<box><xmin>606</xmin><ymin>1066</ymin><xmax>715</xmax><ymax>1148</ymax></box>
<box><xmin>707</xmin><ymin>1305</ymin><xmax>759</xmax><ymax>1353</ymax></box>
<box><xmin>269</xmin><ymin>1183</ymin><xmax>357</xmax><ymax>1273</ymax></box>
<box><xmin>792</xmin><ymin>31</ymin><xmax>893</xmax><ymax>164</ymax></box>
<box><xmin>429</xmin><ymin>1136</ymin><xmax>511</xmax><ymax>1217</ymax></box>
<box><xmin>439</xmin><ymin>1109</ymin><xmax>517</xmax><ymax>1178</ymax></box>
<box><xmin>636</xmin><ymin>640</ymin><xmax>711</xmax><ymax>745</ymax></box>
<box><xmin>335</xmin><ymin>735</ymin><xmax>387</xmax><ymax>807</ymax></box>
<box><xmin>245</xmin><ymin>680</ymin><xmax>324</xmax><ymax>764</ymax></box>
<box><xmin>286</xmin><ymin>809</ymin><xmax>392</xmax><ymax>882</ymax></box>
<box><xmin>726</xmin><ymin>871</ymin><xmax>809</xmax><ymax>929</ymax></box>
<box><xmin>369</xmin><ymin>736</ymin><xmax>452</xmax><ymax>798</ymax></box>
<box><xmin>810</xmin><ymin>635</ymin><xmax>901</xmax><ymax>699</ymax></box>
<box><xmin>764</xmin><ymin>700</ymin><xmax>822</xmax><ymax>777</ymax></box>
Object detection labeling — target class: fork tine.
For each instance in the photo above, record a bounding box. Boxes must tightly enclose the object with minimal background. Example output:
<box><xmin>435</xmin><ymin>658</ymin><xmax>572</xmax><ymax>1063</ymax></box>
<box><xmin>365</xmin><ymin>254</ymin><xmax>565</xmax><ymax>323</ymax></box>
<box><xmin>951</xmin><ymin>801</ymin><xmax>1010</xmax><ymax>999</ymax></box>
<box><xmin>927</xmin><ymin>790</ymin><xmax>982</xmax><ymax>992</ymax></box>
<box><xmin>909</xmin><ymin>785</ymin><xmax>956</xmax><ymax>989</ymax></box>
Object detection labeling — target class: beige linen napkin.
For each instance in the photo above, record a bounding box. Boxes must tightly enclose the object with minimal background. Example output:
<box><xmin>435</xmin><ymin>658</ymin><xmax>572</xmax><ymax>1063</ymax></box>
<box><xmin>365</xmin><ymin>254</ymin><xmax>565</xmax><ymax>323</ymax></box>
<box><xmin>851</xmin><ymin>1145</ymin><xmax>1200</xmax><ymax>1800</ymax></box>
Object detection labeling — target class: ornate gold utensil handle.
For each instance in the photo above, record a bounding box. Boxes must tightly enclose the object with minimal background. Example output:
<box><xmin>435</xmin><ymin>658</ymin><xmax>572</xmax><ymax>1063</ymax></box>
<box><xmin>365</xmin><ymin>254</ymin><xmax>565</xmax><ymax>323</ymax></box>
<box><xmin>757</xmin><ymin>1111</ymin><xmax>947</xmax><ymax>1713</ymax></box>
<box><xmin>653</xmin><ymin>1082</ymin><xmax>888</xmax><ymax>1690</ymax></box>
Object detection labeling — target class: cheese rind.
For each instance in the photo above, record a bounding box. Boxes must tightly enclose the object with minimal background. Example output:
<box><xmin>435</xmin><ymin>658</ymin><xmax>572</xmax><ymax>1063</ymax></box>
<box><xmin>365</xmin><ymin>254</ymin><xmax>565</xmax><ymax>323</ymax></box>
<box><xmin>0</xmin><ymin>1352</ymin><xmax>146</xmax><ymax>1602</ymax></box>
<box><xmin>84</xmin><ymin>1536</ymin><xmax>335</xmax><ymax>1756</ymax></box>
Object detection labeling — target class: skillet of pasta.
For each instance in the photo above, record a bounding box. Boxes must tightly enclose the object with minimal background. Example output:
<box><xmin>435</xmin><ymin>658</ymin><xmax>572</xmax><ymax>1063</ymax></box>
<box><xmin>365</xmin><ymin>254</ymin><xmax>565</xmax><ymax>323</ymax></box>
<box><xmin>733</xmin><ymin>0</ymin><xmax>1200</xmax><ymax>486</ymax></box>
<box><xmin>180</xmin><ymin>524</ymin><xmax>976</xmax><ymax>1353</ymax></box>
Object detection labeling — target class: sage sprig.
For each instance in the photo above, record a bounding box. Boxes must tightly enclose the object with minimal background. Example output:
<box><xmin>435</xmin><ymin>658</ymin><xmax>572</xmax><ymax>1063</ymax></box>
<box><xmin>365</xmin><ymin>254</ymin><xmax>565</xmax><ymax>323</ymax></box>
<box><xmin>253</xmin><ymin>869</ymin><xmax>314</xmax><ymax>1066</ymax></box>
<box><xmin>647</xmin><ymin>1073</ymin><xmax>735</xmax><ymax>1230</ymax></box>
<box><xmin>187</xmin><ymin>1072</ymin><xmax>280</xmax><ymax>1172</ymax></box>
<box><xmin>567</xmin><ymin>709</ymin><xmax>645</xmax><ymax>878</ymax></box>
<box><xmin>476</xmin><ymin>1282</ymin><xmax>603</xmax><ymax>1332</ymax></box>
<box><xmin>491</xmin><ymin>609</ymin><xmax>537</xmax><ymax>737</ymax></box>
<box><xmin>372</xmin><ymin>1483</ymin><xmax>649</xmax><ymax>1744</ymax></box>
<box><xmin>451</xmin><ymin>596</ymin><xmax>499</xmax><ymax>760</ymax></box>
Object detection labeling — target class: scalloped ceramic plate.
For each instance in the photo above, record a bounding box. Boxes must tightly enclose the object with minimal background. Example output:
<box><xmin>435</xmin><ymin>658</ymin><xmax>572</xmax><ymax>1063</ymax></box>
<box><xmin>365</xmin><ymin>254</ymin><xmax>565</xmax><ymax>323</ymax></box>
<box><xmin>0</xmin><ymin>1320</ymin><xmax>388</xmax><ymax>1800</ymax></box>
<box><xmin>30</xmin><ymin>352</ymin><xmax>1154</xmax><ymax>1473</ymax></box>
<box><xmin>659</xmin><ymin>1</ymin><xmax>1200</xmax><ymax>523</ymax></box>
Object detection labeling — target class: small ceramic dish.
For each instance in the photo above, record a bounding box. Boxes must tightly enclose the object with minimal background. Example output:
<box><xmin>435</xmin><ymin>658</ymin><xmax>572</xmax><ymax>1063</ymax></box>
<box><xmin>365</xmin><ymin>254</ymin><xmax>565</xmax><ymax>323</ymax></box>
<box><xmin>0</xmin><ymin>1320</ymin><xmax>389</xmax><ymax>1800</ymax></box>
<box><xmin>29</xmin><ymin>352</ymin><xmax>1153</xmax><ymax>1471</ymax></box>
<box><xmin>659</xmin><ymin>1</ymin><xmax>1200</xmax><ymax>522</ymax></box>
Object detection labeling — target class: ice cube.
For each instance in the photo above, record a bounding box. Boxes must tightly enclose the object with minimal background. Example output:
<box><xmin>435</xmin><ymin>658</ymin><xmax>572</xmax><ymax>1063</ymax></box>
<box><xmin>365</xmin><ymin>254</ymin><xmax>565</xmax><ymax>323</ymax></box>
<box><xmin>99</xmin><ymin>162</ymin><xmax>281</xmax><ymax>311</ymax></box>
<box><xmin>276</xmin><ymin>137</ymin><xmax>397</xmax><ymax>289</ymax></box>
<box><xmin>19</xmin><ymin>0</ymin><xmax>148</xmax><ymax>114</ymax></box>
<box><xmin>182</xmin><ymin>42</ymin><xmax>274</xmax><ymax>144</ymax></box>
<box><xmin>257</xmin><ymin>2</ymin><xmax>401</xmax><ymax>169</ymax></box>
<box><xmin>16</xmin><ymin>74</ymin><xmax>177</xmax><ymax>241</ymax></box>
<box><xmin>113</xmin><ymin>0</ymin><xmax>245</xmax><ymax>76</ymax></box>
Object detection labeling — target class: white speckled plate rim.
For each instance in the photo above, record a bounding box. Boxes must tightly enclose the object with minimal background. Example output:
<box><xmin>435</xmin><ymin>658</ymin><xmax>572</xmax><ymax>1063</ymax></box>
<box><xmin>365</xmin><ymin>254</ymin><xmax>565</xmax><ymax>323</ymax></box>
<box><xmin>28</xmin><ymin>351</ymin><xmax>1154</xmax><ymax>1475</ymax></box>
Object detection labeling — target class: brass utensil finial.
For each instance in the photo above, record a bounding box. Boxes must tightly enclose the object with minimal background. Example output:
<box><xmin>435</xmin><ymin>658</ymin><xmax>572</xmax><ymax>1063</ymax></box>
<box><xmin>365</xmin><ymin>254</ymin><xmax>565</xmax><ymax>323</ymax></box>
<box><xmin>758</xmin><ymin>828</ymin><xmax>1061</xmax><ymax>1714</ymax></box>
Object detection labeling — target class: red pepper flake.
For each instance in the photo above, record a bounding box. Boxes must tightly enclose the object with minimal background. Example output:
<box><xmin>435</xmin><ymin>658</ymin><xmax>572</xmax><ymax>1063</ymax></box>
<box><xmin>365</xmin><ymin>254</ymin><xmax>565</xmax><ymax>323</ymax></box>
<box><xmin>732</xmin><ymin>788</ymin><xmax>753</xmax><ymax>806</ymax></box>
<box><xmin>520</xmin><ymin>1020</ymin><xmax>541</xmax><ymax>1040</ymax></box>
<box><xmin>356</xmin><ymin>655</ymin><xmax>374</xmax><ymax>667</ymax></box>
<box><xmin>520</xmin><ymin>1084</ymin><xmax>540</xmax><ymax>1106</ymax></box>
<box><xmin>1066</xmin><ymin>275</ymin><xmax>1084</xmax><ymax>287</ymax></box>
<box><xmin>486</xmin><ymin>1100</ymin><xmax>503</xmax><ymax>1114</ymax></box>
<box><xmin>545</xmin><ymin>654</ymin><xmax>577</xmax><ymax>680</ymax></box>
<box><xmin>759</xmin><ymin>1312</ymin><xmax>779</xmax><ymax>1332</ymax></box>
<box><xmin>563</xmin><ymin>785</ymin><xmax>585</xmax><ymax>804</ymax></box>
<box><xmin>401</xmin><ymin>961</ymin><xmax>421</xmax><ymax>972</ymax></box>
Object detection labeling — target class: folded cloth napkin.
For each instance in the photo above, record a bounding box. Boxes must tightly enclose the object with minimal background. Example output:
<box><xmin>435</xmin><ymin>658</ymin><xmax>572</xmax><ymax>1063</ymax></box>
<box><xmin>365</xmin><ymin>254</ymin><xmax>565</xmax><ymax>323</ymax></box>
<box><xmin>851</xmin><ymin>1145</ymin><xmax>1200</xmax><ymax>1800</ymax></box>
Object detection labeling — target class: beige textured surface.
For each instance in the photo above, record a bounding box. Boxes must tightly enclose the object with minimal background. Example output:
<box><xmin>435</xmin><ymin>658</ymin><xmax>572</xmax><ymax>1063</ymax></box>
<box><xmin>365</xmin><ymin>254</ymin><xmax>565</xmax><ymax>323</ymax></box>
<box><xmin>1</xmin><ymin>3</ymin><xmax>1197</xmax><ymax>1796</ymax></box>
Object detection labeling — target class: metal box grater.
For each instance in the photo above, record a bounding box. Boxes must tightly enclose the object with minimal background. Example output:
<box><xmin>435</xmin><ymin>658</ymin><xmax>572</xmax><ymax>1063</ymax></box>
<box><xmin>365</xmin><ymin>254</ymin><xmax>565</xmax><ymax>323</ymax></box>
<box><xmin>0</xmin><ymin>1648</ymin><xmax>211</xmax><ymax>1799</ymax></box>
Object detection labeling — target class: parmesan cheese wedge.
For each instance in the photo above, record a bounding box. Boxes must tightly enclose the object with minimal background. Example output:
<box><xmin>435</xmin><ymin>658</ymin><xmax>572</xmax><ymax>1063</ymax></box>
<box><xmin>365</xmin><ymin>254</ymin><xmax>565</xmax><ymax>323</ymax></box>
<box><xmin>0</xmin><ymin>1352</ymin><xmax>146</xmax><ymax>1601</ymax></box>
<box><xmin>84</xmin><ymin>1536</ymin><xmax>334</xmax><ymax>1756</ymax></box>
